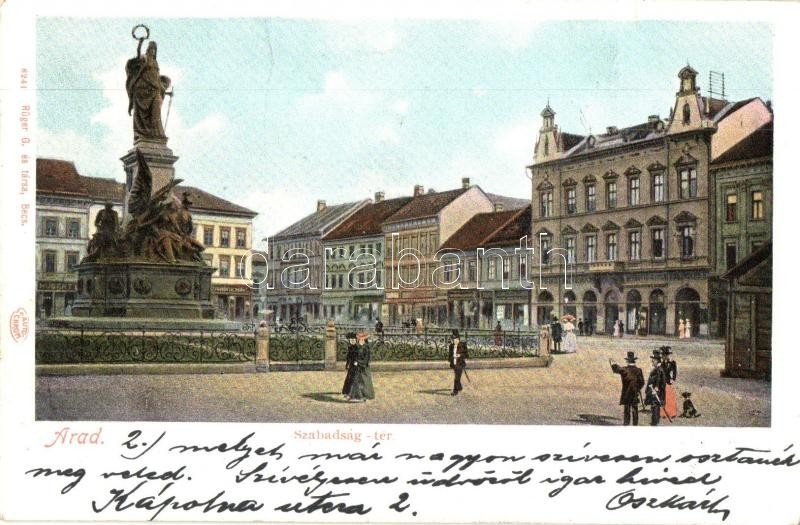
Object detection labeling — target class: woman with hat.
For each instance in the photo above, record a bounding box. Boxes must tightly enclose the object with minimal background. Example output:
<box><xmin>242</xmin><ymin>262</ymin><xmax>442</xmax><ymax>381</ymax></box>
<box><xmin>346</xmin><ymin>332</ymin><xmax>375</xmax><ymax>402</ymax></box>
<box><xmin>644</xmin><ymin>349</ymin><xmax>667</xmax><ymax>426</ymax></box>
<box><xmin>448</xmin><ymin>329</ymin><xmax>468</xmax><ymax>396</ymax></box>
<box><xmin>660</xmin><ymin>346</ymin><xmax>678</xmax><ymax>420</ymax></box>
<box><xmin>610</xmin><ymin>351</ymin><xmax>645</xmax><ymax>426</ymax></box>
<box><xmin>341</xmin><ymin>332</ymin><xmax>358</xmax><ymax>400</ymax></box>
<box><xmin>562</xmin><ymin>315</ymin><xmax>578</xmax><ymax>353</ymax></box>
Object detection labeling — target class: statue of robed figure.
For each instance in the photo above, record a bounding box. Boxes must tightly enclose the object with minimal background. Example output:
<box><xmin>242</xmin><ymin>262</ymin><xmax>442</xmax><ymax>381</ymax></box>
<box><xmin>126</xmin><ymin>25</ymin><xmax>171</xmax><ymax>141</ymax></box>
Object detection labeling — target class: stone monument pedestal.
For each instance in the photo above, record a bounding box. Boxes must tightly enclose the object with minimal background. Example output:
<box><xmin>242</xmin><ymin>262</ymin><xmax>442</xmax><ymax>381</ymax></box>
<box><xmin>71</xmin><ymin>260</ymin><xmax>215</xmax><ymax>319</ymax></box>
<box><xmin>120</xmin><ymin>138</ymin><xmax>178</xmax><ymax>220</ymax></box>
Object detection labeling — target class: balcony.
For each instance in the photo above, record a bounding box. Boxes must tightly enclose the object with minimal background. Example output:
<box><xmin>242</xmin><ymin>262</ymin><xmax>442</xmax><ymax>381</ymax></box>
<box><xmin>587</xmin><ymin>261</ymin><xmax>624</xmax><ymax>273</ymax></box>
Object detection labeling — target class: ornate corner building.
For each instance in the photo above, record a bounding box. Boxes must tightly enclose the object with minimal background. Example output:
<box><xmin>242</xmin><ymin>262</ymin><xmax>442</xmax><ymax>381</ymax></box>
<box><xmin>528</xmin><ymin>66</ymin><xmax>773</xmax><ymax>337</ymax></box>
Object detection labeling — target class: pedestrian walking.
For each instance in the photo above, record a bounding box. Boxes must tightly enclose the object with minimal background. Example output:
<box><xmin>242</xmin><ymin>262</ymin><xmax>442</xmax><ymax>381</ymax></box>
<box><xmin>448</xmin><ymin>329</ymin><xmax>468</xmax><ymax>396</ymax></box>
<box><xmin>346</xmin><ymin>332</ymin><xmax>375</xmax><ymax>402</ymax></box>
<box><xmin>494</xmin><ymin>321</ymin><xmax>503</xmax><ymax>346</ymax></box>
<box><xmin>563</xmin><ymin>318</ymin><xmax>577</xmax><ymax>353</ymax></box>
<box><xmin>644</xmin><ymin>349</ymin><xmax>668</xmax><ymax>426</ymax></box>
<box><xmin>374</xmin><ymin>319</ymin><xmax>384</xmax><ymax>341</ymax></box>
<box><xmin>341</xmin><ymin>332</ymin><xmax>358</xmax><ymax>399</ymax></box>
<box><xmin>685</xmin><ymin>319</ymin><xmax>693</xmax><ymax>338</ymax></box>
<box><xmin>660</xmin><ymin>346</ymin><xmax>678</xmax><ymax>420</ymax></box>
<box><xmin>538</xmin><ymin>325</ymin><xmax>552</xmax><ymax>355</ymax></box>
<box><xmin>610</xmin><ymin>351</ymin><xmax>645</xmax><ymax>426</ymax></box>
<box><xmin>550</xmin><ymin>316</ymin><xmax>563</xmax><ymax>353</ymax></box>
<box><xmin>613</xmin><ymin>319</ymin><xmax>620</xmax><ymax>338</ymax></box>
<box><xmin>578</xmin><ymin>319</ymin><xmax>584</xmax><ymax>336</ymax></box>
<box><xmin>619</xmin><ymin>321</ymin><xmax>625</xmax><ymax>338</ymax></box>
<box><xmin>677</xmin><ymin>318</ymin><xmax>686</xmax><ymax>339</ymax></box>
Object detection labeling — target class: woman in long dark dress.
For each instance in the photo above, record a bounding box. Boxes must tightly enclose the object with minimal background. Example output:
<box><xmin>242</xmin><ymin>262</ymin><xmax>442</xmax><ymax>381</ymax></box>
<box><xmin>347</xmin><ymin>333</ymin><xmax>375</xmax><ymax>402</ymax></box>
<box><xmin>342</xmin><ymin>333</ymin><xmax>358</xmax><ymax>399</ymax></box>
<box><xmin>660</xmin><ymin>346</ymin><xmax>678</xmax><ymax>420</ymax></box>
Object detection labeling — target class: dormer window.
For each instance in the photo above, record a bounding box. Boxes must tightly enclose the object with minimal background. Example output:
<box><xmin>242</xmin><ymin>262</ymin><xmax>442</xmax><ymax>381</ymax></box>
<box><xmin>682</xmin><ymin>102</ymin><xmax>691</xmax><ymax>125</ymax></box>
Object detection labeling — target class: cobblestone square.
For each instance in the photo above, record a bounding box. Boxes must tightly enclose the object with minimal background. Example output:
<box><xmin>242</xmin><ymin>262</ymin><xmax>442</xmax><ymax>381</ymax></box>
<box><xmin>36</xmin><ymin>337</ymin><xmax>769</xmax><ymax>427</ymax></box>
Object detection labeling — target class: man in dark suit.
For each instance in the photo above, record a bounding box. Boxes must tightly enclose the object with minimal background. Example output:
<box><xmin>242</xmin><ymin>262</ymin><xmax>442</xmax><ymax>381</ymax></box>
<box><xmin>550</xmin><ymin>316</ymin><xmax>562</xmax><ymax>353</ymax></box>
<box><xmin>610</xmin><ymin>351</ymin><xmax>645</xmax><ymax>425</ymax></box>
<box><xmin>448</xmin><ymin>329</ymin><xmax>468</xmax><ymax>396</ymax></box>
<box><xmin>645</xmin><ymin>349</ymin><xmax>668</xmax><ymax>426</ymax></box>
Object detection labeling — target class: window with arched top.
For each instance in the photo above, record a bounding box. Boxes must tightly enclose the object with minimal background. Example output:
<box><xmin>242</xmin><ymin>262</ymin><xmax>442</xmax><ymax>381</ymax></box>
<box><xmin>682</xmin><ymin>102</ymin><xmax>691</xmax><ymax>124</ymax></box>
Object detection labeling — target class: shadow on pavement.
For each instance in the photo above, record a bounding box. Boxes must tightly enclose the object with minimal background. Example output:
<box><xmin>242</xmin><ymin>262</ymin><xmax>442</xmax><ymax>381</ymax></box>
<box><xmin>302</xmin><ymin>392</ymin><xmax>352</xmax><ymax>404</ymax></box>
<box><xmin>568</xmin><ymin>413</ymin><xmax>619</xmax><ymax>425</ymax></box>
<box><xmin>416</xmin><ymin>388</ymin><xmax>453</xmax><ymax>396</ymax></box>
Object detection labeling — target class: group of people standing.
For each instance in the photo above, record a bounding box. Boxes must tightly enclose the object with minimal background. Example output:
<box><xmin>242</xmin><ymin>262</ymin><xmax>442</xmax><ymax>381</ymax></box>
<box><xmin>341</xmin><ymin>332</ymin><xmax>375</xmax><ymax>402</ymax></box>
<box><xmin>341</xmin><ymin>329</ymin><xmax>470</xmax><ymax>400</ymax></box>
<box><xmin>539</xmin><ymin>315</ymin><xmax>579</xmax><ymax>354</ymax></box>
<box><xmin>610</xmin><ymin>345</ymin><xmax>678</xmax><ymax>426</ymax></box>
<box><xmin>677</xmin><ymin>318</ymin><xmax>693</xmax><ymax>338</ymax></box>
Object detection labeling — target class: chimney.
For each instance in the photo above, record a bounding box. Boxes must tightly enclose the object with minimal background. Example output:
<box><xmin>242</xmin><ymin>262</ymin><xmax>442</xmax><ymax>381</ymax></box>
<box><xmin>606</xmin><ymin>126</ymin><xmax>618</xmax><ymax>135</ymax></box>
<box><xmin>462</xmin><ymin>177</ymin><xmax>471</xmax><ymax>189</ymax></box>
<box><xmin>374</xmin><ymin>191</ymin><xmax>385</xmax><ymax>203</ymax></box>
<box><xmin>494</xmin><ymin>202</ymin><xmax>504</xmax><ymax>212</ymax></box>
<box><xmin>648</xmin><ymin>115</ymin><xmax>660</xmax><ymax>127</ymax></box>
<box><xmin>316</xmin><ymin>199</ymin><xmax>326</xmax><ymax>212</ymax></box>
<box><xmin>413</xmin><ymin>184</ymin><xmax>424</xmax><ymax>196</ymax></box>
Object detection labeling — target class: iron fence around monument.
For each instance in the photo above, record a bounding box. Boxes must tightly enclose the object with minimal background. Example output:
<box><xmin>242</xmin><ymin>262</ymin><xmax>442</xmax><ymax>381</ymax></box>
<box><xmin>336</xmin><ymin>327</ymin><xmax>540</xmax><ymax>362</ymax></box>
<box><xmin>35</xmin><ymin>328</ymin><xmax>256</xmax><ymax>364</ymax></box>
<box><xmin>267</xmin><ymin>323</ymin><xmax>326</xmax><ymax>363</ymax></box>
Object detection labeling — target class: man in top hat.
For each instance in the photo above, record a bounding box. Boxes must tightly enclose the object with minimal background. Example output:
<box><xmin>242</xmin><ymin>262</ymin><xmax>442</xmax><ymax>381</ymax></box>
<box><xmin>610</xmin><ymin>351</ymin><xmax>645</xmax><ymax>426</ymax></box>
<box><xmin>550</xmin><ymin>316</ymin><xmax>563</xmax><ymax>353</ymax></box>
<box><xmin>644</xmin><ymin>349</ymin><xmax>668</xmax><ymax>426</ymax></box>
<box><xmin>448</xmin><ymin>329</ymin><xmax>468</xmax><ymax>396</ymax></box>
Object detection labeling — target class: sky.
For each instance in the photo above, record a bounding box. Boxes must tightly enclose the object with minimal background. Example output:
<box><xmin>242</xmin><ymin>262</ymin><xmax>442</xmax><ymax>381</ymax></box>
<box><xmin>37</xmin><ymin>18</ymin><xmax>773</xmax><ymax>240</ymax></box>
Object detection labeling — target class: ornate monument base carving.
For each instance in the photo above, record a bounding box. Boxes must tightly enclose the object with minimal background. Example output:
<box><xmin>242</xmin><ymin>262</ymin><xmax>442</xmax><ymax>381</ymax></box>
<box><xmin>71</xmin><ymin>261</ymin><xmax>215</xmax><ymax>319</ymax></box>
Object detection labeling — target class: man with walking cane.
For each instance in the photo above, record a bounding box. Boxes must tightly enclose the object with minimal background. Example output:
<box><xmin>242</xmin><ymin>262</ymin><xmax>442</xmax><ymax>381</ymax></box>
<box><xmin>448</xmin><ymin>329</ymin><xmax>469</xmax><ymax>396</ymax></box>
<box><xmin>610</xmin><ymin>352</ymin><xmax>645</xmax><ymax>426</ymax></box>
<box><xmin>644</xmin><ymin>349</ymin><xmax>668</xmax><ymax>426</ymax></box>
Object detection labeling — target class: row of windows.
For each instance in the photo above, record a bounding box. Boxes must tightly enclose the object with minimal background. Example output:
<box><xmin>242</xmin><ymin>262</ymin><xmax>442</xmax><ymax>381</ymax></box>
<box><xmin>273</xmin><ymin>240</ymin><xmax>316</xmax><ymax>260</ymax></box>
<box><xmin>200</xmin><ymin>225</ymin><xmax>248</xmax><ymax>249</ymax></box>
<box><xmin>40</xmin><ymin>217</ymin><xmax>82</xmax><ymax>239</ymax></box>
<box><xmin>725</xmin><ymin>191</ymin><xmax>765</xmax><ymax>222</ymax></box>
<box><xmin>540</xmin><ymin>168</ymin><xmax>698</xmax><ymax>218</ymax></box>
<box><xmin>41</xmin><ymin>250</ymin><xmax>80</xmax><ymax>273</ymax></box>
<box><xmin>326</xmin><ymin>271</ymin><xmax>384</xmax><ymax>289</ymax></box>
<box><xmin>326</xmin><ymin>242</ymin><xmax>382</xmax><ymax>260</ymax></box>
<box><xmin>203</xmin><ymin>254</ymin><xmax>246</xmax><ymax>279</ymax></box>
<box><xmin>390</xmin><ymin>232</ymin><xmax>440</xmax><ymax>256</ymax></box>
<box><xmin>724</xmin><ymin>240</ymin><xmax>765</xmax><ymax>271</ymax></box>
<box><xmin>539</xmin><ymin>226</ymin><xmax>695</xmax><ymax>263</ymax></box>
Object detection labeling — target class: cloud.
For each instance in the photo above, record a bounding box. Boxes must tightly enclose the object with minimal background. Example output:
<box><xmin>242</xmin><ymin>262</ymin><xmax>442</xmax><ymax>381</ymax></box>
<box><xmin>38</xmin><ymin>55</ymin><xmax>227</xmax><ymax>182</ymax></box>
<box><xmin>480</xmin><ymin>20</ymin><xmax>543</xmax><ymax>50</ymax></box>
<box><xmin>391</xmin><ymin>99</ymin><xmax>410</xmax><ymax>115</ymax></box>
<box><xmin>240</xmin><ymin>187</ymin><xmax>311</xmax><ymax>242</ymax></box>
<box><xmin>323</xmin><ymin>22</ymin><xmax>401</xmax><ymax>53</ymax></box>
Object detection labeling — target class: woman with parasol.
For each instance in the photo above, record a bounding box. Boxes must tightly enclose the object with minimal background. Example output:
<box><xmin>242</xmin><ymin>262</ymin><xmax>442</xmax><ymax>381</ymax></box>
<box><xmin>561</xmin><ymin>314</ymin><xmax>578</xmax><ymax>353</ymax></box>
